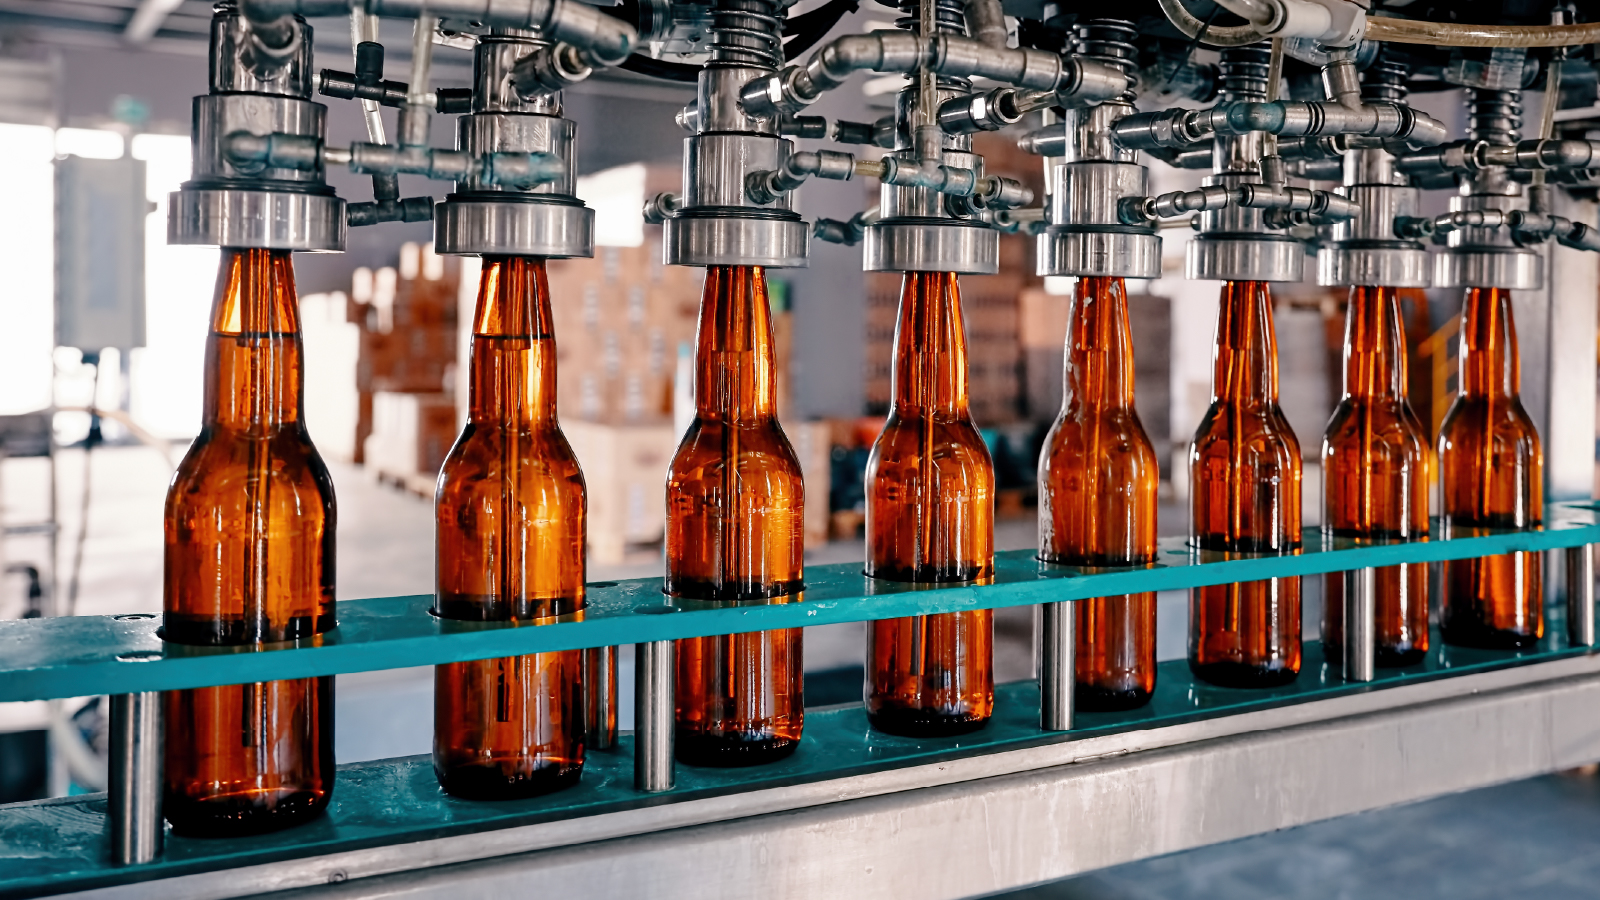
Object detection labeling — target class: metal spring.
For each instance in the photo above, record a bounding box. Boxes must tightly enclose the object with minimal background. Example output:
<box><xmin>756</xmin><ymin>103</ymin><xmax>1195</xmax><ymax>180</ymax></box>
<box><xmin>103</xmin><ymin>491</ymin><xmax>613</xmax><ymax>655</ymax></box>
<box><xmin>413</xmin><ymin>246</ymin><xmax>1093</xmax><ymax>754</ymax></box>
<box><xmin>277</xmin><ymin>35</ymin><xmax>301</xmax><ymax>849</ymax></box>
<box><xmin>1217</xmin><ymin>43</ymin><xmax>1271</xmax><ymax>103</ymax></box>
<box><xmin>1077</xmin><ymin>18</ymin><xmax>1138</xmax><ymax>103</ymax></box>
<box><xmin>1467</xmin><ymin>88</ymin><xmax>1521</xmax><ymax>145</ymax></box>
<box><xmin>892</xmin><ymin>0</ymin><xmax>966</xmax><ymax>37</ymax></box>
<box><xmin>1362</xmin><ymin>52</ymin><xmax>1408</xmax><ymax>104</ymax></box>
<box><xmin>710</xmin><ymin>0</ymin><xmax>782</xmax><ymax>70</ymax></box>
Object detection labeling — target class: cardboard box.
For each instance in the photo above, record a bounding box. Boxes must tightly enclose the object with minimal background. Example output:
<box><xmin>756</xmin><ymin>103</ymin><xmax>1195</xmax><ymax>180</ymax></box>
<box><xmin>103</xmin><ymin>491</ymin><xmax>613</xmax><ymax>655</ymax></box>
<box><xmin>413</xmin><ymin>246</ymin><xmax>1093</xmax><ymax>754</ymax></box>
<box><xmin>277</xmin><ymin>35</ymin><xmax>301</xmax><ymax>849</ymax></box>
<box><xmin>564</xmin><ymin>420</ymin><xmax>676</xmax><ymax>564</ymax></box>
<box><xmin>365</xmin><ymin>391</ymin><xmax>458</xmax><ymax>487</ymax></box>
<box><xmin>787</xmin><ymin>419</ymin><xmax>833</xmax><ymax>549</ymax></box>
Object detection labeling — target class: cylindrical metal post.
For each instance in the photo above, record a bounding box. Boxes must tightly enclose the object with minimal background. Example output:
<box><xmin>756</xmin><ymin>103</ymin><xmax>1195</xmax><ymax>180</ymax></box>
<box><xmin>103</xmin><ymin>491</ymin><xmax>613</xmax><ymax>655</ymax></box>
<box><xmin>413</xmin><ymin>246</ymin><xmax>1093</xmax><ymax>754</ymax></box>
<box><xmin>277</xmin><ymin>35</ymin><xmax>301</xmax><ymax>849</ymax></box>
<box><xmin>1039</xmin><ymin>600</ymin><xmax>1075</xmax><ymax>731</ymax></box>
<box><xmin>1567</xmin><ymin>544</ymin><xmax>1595</xmax><ymax>647</ymax></box>
<box><xmin>1343</xmin><ymin>568</ymin><xmax>1376</xmax><ymax>683</ymax></box>
<box><xmin>108</xmin><ymin>692</ymin><xmax>163</xmax><ymax>866</ymax></box>
<box><xmin>633</xmin><ymin>640</ymin><xmax>675</xmax><ymax>792</ymax></box>
<box><xmin>583</xmin><ymin>645</ymin><xmax>618</xmax><ymax>751</ymax></box>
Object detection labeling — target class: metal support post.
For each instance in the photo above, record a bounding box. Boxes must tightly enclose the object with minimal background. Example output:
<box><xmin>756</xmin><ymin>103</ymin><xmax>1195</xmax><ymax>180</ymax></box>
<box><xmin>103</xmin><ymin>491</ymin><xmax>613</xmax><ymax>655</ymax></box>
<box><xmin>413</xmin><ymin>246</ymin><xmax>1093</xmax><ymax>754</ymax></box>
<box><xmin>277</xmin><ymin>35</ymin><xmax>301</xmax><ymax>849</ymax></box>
<box><xmin>584</xmin><ymin>645</ymin><xmax>618</xmax><ymax>751</ymax></box>
<box><xmin>634</xmin><ymin>640</ymin><xmax>675</xmax><ymax>792</ymax></box>
<box><xmin>108</xmin><ymin>692</ymin><xmax>163</xmax><ymax>865</ymax></box>
<box><xmin>1567</xmin><ymin>545</ymin><xmax>1595</xmax><ymax>647</ymax></box>
<box><xmin>1039</xmin><ymin>601</ymin><xmax>1075</xmax><ymax>731</ymax></box>
<box><xmin>1343</xmin><ymin>568</ymin><xmax>1376</xmax><ymax>682</ymax></box>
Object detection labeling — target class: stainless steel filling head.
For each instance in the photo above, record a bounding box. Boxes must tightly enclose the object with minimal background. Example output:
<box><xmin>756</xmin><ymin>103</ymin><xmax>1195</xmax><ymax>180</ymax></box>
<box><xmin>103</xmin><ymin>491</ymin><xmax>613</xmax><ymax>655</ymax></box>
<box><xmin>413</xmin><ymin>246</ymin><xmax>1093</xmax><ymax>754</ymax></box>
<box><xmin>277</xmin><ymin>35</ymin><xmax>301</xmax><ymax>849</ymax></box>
<box><xmin>1434</xmin><ymin>246</ymin><xmax>1544</xmax><ymax>291</ymax></box>
<box><xmin>1186</xmin><ymin>235</ymin><xmax>1305</xmax><ymax>283</ymax></box>
<box><xmin>863</xmin><ymin>219</ymin><xmax>998</xmax><ymax>274</ymax></box>
<box><xmin>1317</xmin><ymin>243</ymin><xmax>1431</xmax><ymax>288</ymax></box>
<box><xmin>434</xmin><ymin>195</ymin><xmax>593</xmax><ymax>258</ymax></box>
<box><xmin>168</xmin><ymin>186</ymin><xmax>346</xmax><ymax>252</ymax></box>
<box><xmin>663</xmin><ymin>210</ymin><xmax>809</xmax><ymax>268</ymax></box>
<box><xmin>1037</xmin><ymin>228</ymin><xmax>1160</xmax><ymax>279</ymax></box>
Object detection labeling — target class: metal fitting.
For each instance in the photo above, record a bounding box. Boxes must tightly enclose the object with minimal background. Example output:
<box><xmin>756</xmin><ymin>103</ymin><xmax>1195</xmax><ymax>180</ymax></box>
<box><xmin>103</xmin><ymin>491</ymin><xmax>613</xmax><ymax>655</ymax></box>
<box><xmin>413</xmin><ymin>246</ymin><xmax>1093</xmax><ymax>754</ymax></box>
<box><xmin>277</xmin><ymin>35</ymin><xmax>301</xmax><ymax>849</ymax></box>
<box><xmin>936</xmin><ymin>87</ymin><xmax>1024</xmax><ymax>135</ymax></box>
<box><xmin>745</xmin><ymin>150</ymin><xmax>857</xmax><ymax>204</ymax></box>
<box><xmin>434</xmin><ymin>30</ymin><xmax>594</xmax><ymax>258</ymax></box>
<box><xmin>170</xmin><ymin>4</ymin><xmax>344</xmax><ymax>251</ymax></box>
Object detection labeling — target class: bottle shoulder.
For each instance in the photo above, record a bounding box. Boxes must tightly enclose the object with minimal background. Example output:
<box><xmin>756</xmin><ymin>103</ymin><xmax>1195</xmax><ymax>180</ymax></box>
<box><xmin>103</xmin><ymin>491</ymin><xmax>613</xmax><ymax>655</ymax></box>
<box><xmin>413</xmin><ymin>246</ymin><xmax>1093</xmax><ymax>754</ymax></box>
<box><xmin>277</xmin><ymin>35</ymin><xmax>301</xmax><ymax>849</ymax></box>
<box><xmin>169</xmin><ymin>426</ymin><xmax>335</xmax><ymax>505</ymax></box>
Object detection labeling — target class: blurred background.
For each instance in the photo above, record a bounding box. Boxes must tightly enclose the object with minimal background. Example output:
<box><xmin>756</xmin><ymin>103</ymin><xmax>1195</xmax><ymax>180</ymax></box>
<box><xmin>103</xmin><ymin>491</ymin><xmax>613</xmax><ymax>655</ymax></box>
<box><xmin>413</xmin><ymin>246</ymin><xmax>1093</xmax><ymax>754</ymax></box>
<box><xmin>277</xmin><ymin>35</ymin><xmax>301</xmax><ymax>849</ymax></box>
<box><xmin>0</xmin><ymin>2</ymin><xmax>1596</xmax><ymax>897</ymax></box>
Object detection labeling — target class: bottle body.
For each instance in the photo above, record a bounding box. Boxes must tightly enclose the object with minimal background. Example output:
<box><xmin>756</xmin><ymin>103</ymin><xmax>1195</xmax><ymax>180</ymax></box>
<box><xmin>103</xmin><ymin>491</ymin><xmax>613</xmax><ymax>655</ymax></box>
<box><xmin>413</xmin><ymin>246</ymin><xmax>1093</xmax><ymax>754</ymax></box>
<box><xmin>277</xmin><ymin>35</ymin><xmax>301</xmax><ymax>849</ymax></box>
<box><xmin>1189</xmin><ymin>280</ymin><xmax>1303</xmax><ymax>688</ymax></box>
<box><xmin>1038</xmin><ymin>277</ymin><xmax>1158</xmax><ymax>709</ymax></box>
<box><xmin>434</xmin><ymin>257</ymin><xmax>586</xmax><ymax>798</ymax></box>
<box><xmin>666</xmin><ymin>265</ymin><xmax>805</xmax><ymax>766</ymax></box>
<box><xmin>866</xmin><ymin>272</ymin><xmax>995</xmax><ymax>735</ymax></box>
<box><xmin>163</xmin><ymin>248</ymin><xmax>336</xmax><ymax>836</ymax></box>
<box><xmin>1321</xmin><ymin>286</ymin><xmax>1431</xmax><ymax>666</ymax></box>
<box><xmin>1439</xmin><ymin>287</ymin><xmax>1544</xmax><ymax>649</ymax></box>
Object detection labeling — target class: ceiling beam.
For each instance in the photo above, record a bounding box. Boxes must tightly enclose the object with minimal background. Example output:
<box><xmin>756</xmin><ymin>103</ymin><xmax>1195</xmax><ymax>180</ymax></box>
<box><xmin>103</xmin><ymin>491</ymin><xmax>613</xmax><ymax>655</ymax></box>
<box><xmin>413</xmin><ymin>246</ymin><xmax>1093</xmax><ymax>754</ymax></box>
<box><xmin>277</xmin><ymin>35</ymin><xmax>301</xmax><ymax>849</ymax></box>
<box><xmin>122</xmin><ymin>0</ymin><xmax>187</xmax><ymax>44</ymax></box>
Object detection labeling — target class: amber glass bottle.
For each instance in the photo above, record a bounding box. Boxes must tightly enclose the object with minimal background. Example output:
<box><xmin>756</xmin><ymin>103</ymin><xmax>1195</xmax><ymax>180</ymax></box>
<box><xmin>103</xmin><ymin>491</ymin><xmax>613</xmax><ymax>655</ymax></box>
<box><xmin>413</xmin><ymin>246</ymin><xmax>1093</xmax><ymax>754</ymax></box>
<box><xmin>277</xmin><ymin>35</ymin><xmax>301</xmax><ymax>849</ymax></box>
<box><xmin>1189</xmin><ymin>280</ymin><xmax>1303</xmax><ymax>688</ymax></box>
<box><xmin>1038</xmin><ymin>276</ymin><xmax>1158</xmax><ymax>709</ymax></box>
<box><xmin>1321</xmin><ymin>285</ymin><xmax>1431</xmax><ymax>666</ymax></box>
<box><xmin>433</xmin><ymin>256</ymin><xmax>586</xmax><ymax>798</ymax></box>
<box><xmin>163</xmin><ymin>248</ymin><xmax>336</xmax><ymax>836</ymax></box>
<box><xmin>667</xmin><ymin>265</ymin><xmax>804</xmax><ymax>766</ymax></box>
<box><xmin>866</xmin><ymin>272</ymin><xmax>995</xmax><ymax>735</ymax></box>
<box><xmin>1439</xmin><ymin>287</ymin><xmax>1544</xmax><ymax>649</ymax></box>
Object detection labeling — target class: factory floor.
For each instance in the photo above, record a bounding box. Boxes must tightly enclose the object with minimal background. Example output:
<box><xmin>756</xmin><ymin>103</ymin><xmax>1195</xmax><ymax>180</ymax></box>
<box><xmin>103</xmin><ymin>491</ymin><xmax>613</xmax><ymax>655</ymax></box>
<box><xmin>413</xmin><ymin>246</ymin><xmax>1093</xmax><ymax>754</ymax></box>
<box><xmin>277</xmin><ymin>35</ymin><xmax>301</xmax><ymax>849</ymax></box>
<box><xmin>5</xmin><ymin>447</ymin><xmax>1596</xmax><ymax>899</ymax></box>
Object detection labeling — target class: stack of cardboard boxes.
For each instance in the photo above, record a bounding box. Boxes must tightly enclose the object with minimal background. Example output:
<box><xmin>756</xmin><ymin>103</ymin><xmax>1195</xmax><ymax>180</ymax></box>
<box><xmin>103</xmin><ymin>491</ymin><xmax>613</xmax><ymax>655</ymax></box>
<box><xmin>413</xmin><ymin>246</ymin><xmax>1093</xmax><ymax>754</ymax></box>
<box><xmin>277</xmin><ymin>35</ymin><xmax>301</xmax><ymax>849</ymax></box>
<box><xmin>545</xmin><ymin>234</ymin><xmax>699</xmax><ymax>563</ymax></box>
<box><xmin>358</xmin><ymin>243</ymin><xmax>464</xmax><ymax>493</ymax></box>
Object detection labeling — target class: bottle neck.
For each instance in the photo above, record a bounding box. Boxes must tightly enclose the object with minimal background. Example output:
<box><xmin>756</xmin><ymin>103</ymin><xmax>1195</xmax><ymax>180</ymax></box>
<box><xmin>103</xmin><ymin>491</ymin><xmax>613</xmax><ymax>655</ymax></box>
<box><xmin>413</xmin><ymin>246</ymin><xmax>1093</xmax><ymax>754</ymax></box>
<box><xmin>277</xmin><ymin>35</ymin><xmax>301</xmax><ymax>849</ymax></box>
<box><xmin>1211</xmin><ymin>280</ymin><xmax>1280</xmax><ymax>407</ymax></box>
<box><xmin>694</xmin><ymin>265</ymin><xmax>778</xmax><ymax>423</ymax></box>
<box><xmin>203</xmin><ymin>247</ymin><xmax>304</xmax><ymax>431</ymax></box>
<box><xmin>891</xmin><ymin>271</ymin><xmax>969</xmax><ymax>417</ymax></box>
<box><xmin>1064</xmin><ymin>276</ymin><xmax>1135</xmax><ymax>411</ymax></box>
<box><xmin>468</xmin><ymin>256</ymin><xmax>558</xmax><ymax>426</ymax></box>
<box><xmin>1458</xmin><ymin>287</ymin><xmax>1520</xmax><ymax>399</ymax></box>
<box><xmin>1342</xmin><ymin>284</ymin><xmax>1409</xmax><ymax>402</ymax></box>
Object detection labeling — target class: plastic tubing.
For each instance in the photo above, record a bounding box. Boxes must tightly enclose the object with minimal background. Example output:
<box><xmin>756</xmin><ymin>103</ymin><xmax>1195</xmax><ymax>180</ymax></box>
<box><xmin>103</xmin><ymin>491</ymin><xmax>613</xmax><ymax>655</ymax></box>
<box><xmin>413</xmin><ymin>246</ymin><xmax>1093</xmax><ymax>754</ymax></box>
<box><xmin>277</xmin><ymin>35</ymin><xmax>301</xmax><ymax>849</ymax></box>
<box><xmin>1364</xmin><ymin>16</ymin><xmax>1600</xmax><ymax>48</ymax></box>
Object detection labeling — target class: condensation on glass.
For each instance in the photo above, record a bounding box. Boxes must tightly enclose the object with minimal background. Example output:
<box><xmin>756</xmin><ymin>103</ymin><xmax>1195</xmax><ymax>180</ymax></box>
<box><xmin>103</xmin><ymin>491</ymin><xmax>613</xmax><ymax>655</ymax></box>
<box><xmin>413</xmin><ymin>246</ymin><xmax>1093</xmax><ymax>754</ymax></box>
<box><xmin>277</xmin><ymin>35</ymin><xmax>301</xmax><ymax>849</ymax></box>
<box><xmin>1038</xmin><ymin>276</ymin><xmax>1158</xmax><ymax>709</ymax></box>
<box><xmin>1189</xmin><ymin>280</ymin><xmax>1303</xmax><ymax>688</ymax></box>
<box><xmin>162</xmin><ymin>248</ymin><xmax>336</xmax><ymax>836</ymax></box>
<box><xmin>434</xmin><ymin>256</ymin><xmax>587</xmax><ymax>799</ymax></box>
<box><xmin>666</xmin><ymin>265</ymin><xmax>805</xmax><ymax>766</ymax></box>
<box><xmin>1439</xmin><ymin>287</ymin><xmax>1544</xmax><ymax>649</ymax></box>
<box><xmin>866</xmin><ymin>272</ymin><xmax>995</xmax><ymax>735</ymax></box>
<box><xmin>1321</xmin><ymin>285</ymin><xmax>1431</xmax><ymax>666</ymax></box>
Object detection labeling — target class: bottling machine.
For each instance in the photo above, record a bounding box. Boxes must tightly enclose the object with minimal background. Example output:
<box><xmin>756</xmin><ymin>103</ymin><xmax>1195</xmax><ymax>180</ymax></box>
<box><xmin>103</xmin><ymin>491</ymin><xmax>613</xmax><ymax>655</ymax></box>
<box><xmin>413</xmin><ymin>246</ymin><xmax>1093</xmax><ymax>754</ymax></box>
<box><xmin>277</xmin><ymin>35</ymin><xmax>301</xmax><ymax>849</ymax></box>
<box><xmin>7</xmin><ymin>0</ymin><xmax>1600</xmax><ymax>896</ymax></box>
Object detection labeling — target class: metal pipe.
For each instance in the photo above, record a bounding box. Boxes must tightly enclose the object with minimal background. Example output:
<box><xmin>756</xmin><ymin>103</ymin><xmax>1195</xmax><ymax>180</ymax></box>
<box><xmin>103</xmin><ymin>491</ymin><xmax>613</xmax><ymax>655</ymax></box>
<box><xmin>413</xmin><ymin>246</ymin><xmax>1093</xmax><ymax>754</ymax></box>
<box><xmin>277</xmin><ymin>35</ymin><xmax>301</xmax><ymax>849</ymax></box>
<box><xmin>1568</xmin><ymin>546</ymin><xmax>1595</xmax><ymax>647</ymax></box>
<box><xmin>108</xmin><ymin>692</ymin><xmax>163</xmax><ymax>866</ymax></box>
<box><xmin>740</xmin><ymin>33</ymin><xmax>1123</xmax><ymax>117</ymax></box>
<box><xmin>1154</xmin><ymin>0</ymin><xmax>1268</xmax><ymax>47</ymax></box>
<box><xmin>1039</xmin><ymin>601</ymin><xmax>1074</xmax><ymax>731</ymax></box>
<box><xmin>634</xmin><ymin>640</ymin><xmax>675</xmax><ymax>792</ymax></box>
<box><xmin>242</xmin><ymin>0</ymin><xmax>636</xmax><ymax>63</ymax></box>
<box><xmin>350</xmin><ymin>7</ymin><xmax>386</xmax><ymax>144</ymax></box>
<box><xmin>396</xmin><ymin>15</ymin><xmax>435</xmax><ymax>148</ymax></box>
<box><xmin>1342</xmin><ymin>568</ymin><xmax>1376</xmax><ymax>683</ymax></box>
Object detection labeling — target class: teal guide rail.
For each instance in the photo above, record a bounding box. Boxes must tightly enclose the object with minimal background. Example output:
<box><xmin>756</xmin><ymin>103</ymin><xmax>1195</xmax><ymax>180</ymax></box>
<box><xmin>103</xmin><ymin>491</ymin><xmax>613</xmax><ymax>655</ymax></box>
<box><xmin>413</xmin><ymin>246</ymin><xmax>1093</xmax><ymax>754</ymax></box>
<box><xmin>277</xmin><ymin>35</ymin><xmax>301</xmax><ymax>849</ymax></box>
<box><xmin>0</xmin><ymin>637</ymin><xmax>1590</xmax><ymax>897</ymax></box>
<box><xmin>2</xmin><ymin>502</ymin><xmax>1598</xmax><ymax>702</ymax></box>
<box><xmin>1</xmin><ymin>500</ymin><xmax>1597</xmax><ymax>896</ymax></box>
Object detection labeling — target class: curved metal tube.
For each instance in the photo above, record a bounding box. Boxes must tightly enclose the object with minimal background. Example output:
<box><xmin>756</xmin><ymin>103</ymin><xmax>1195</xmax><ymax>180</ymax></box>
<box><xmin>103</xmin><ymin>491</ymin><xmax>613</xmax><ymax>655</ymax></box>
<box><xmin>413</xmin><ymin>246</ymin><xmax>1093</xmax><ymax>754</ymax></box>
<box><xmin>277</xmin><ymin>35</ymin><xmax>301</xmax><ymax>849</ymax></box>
<box><xmin>740</xmin><ymin>32</ymin><xmax>1124</xmax><ymax>117</ymax></box>
<box><xmin>1154</xmin><ymin>0</ymin><xmax>1271</xmax><ymax>47</ymax></box>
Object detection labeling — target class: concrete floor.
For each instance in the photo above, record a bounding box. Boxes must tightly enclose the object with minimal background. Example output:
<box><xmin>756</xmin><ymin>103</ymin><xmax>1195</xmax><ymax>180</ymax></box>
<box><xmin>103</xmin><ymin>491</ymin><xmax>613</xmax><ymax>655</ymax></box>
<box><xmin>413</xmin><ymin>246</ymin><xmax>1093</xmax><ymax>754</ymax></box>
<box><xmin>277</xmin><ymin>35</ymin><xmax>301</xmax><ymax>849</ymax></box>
<box><xmin>1000</xmin><ymin>771</ymin><xmax>1600</xmax><ymax>900</ymax></box>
